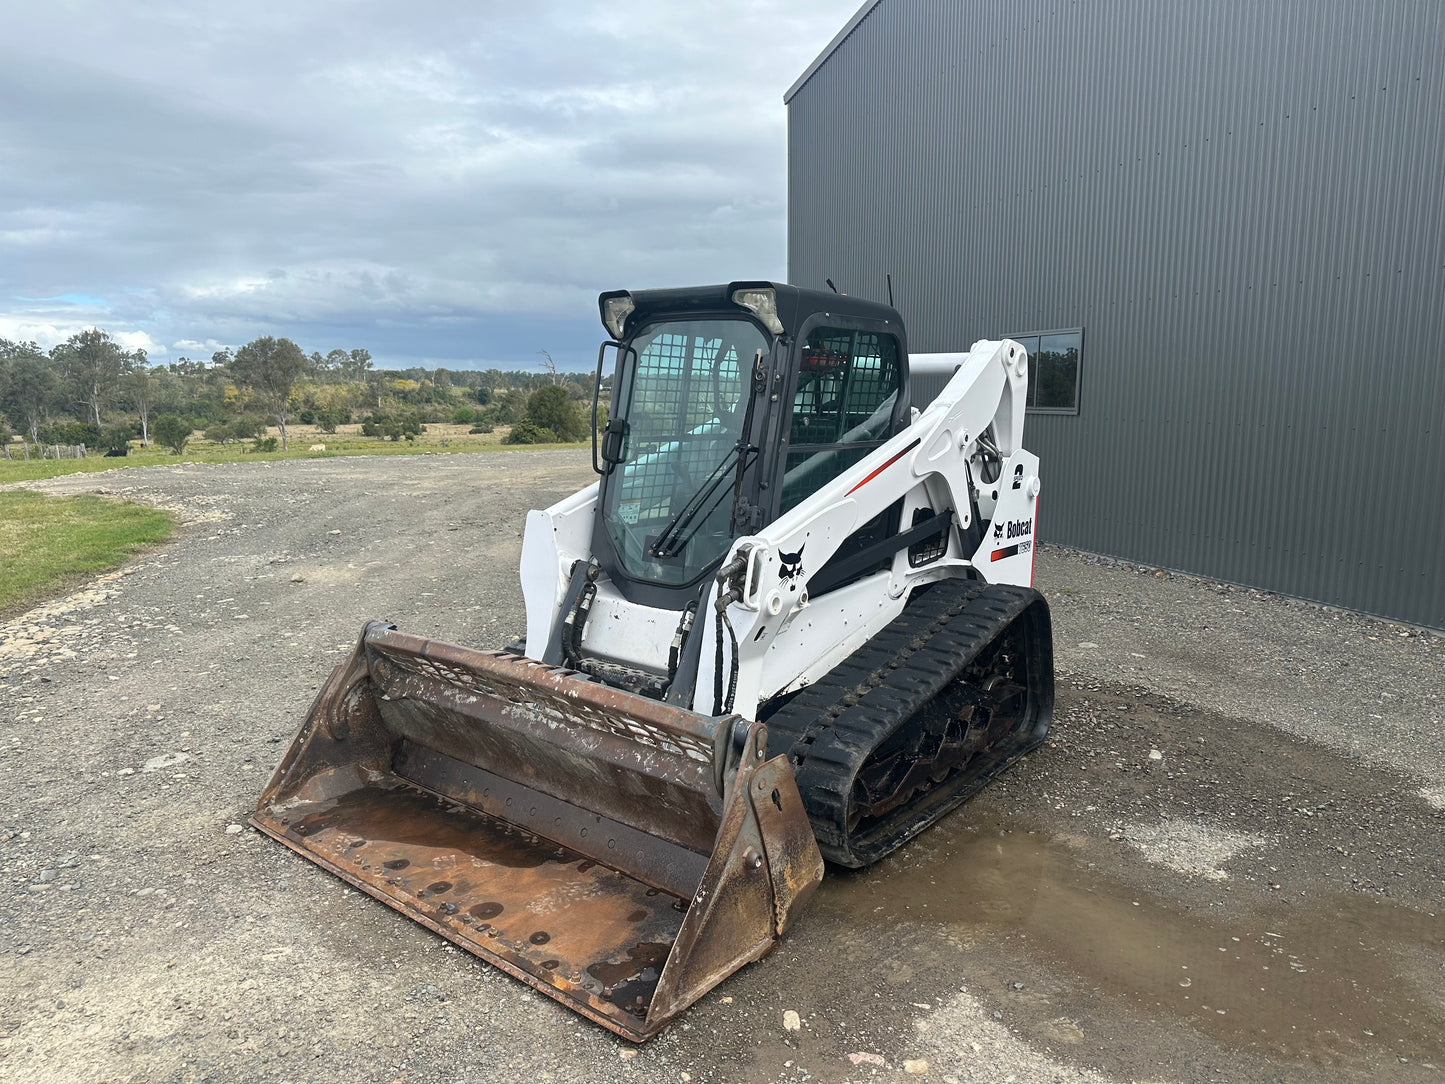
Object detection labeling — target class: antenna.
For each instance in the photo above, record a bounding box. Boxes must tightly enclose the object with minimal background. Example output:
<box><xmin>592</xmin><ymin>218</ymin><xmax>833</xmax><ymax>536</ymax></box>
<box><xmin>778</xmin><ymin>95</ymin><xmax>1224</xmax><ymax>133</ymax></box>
<box><xmin>825</xmin><ymin>278</ymin><xmax>838</xmax><ymax>294</ymax></box>
<box><xmin>886</xmin><ymin>273</ymin><xmax>894</xmax><ymax>307</ymax></box>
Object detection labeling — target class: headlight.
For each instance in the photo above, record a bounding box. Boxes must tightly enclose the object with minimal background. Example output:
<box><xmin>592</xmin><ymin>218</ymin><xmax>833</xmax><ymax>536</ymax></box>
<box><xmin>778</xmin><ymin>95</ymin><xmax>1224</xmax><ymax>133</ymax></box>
<box><xmin>601</xmin><ymin>294</ymin><xmax>635</xmax><ymax>340</ymax></box>
<box><xmin>732</xmin><ymin>288</ymin><xmax>784</xmax><ymax>335</ymax></box>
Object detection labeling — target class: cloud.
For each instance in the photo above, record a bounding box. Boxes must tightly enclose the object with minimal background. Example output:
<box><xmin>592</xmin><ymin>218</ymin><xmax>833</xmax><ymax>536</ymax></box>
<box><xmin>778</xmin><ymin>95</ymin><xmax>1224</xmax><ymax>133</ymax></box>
<box><xmin>0</xmin><ymin>318</ymin><xmax>80</xmax><ymax>350</ymax></box>
<box><xmin>172</xmin><ymin>338</ymin><xmax>232</xmax><ymax>355</ymax></box>
<box><xmin>0</xmin><ymin>316</ymin><xmax>165</xmax><ymax>355</ymax></box>
<box><xmin>112</xmin><ymin>330</ymin><xmax>165</xmax><ymax>356</ymax></box>
<box><xmin>0</xmin><ymin>1</ymin><xmax>860</xmax><ymax>369</ymax></box>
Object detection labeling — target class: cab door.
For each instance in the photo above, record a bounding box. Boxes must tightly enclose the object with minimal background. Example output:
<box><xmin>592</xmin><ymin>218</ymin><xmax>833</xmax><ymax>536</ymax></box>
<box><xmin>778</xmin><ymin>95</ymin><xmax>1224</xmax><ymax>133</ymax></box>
<box><xmin>772</xmin><ymin>322</ymin><xmax>910</xmax><ymax>596</ymax></box>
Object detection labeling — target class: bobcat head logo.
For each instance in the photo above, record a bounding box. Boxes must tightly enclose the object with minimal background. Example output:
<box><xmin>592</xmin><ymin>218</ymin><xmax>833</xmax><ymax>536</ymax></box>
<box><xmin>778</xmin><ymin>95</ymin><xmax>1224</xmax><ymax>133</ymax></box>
<box><xmin>778</xmin><ymin>545</ymin><xmax>805</xmax><ymax>586</ymax></box>
<box><xmin>993</xmin><ymin>520</ymin><xmax>1004</xmax><ymax>541</ymax></box>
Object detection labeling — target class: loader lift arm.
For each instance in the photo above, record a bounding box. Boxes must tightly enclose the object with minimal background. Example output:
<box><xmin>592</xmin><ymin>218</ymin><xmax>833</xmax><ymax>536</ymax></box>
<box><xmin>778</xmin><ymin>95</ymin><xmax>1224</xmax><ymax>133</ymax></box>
<box><xmin>707</xmin><ymin>337</ymin><xmax>1040</xmax><ymax>718</ymax></box>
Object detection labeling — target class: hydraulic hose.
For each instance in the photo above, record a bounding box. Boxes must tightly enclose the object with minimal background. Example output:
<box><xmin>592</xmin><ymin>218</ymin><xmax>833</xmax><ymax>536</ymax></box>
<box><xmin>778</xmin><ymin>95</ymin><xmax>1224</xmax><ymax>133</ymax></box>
<box><xmin>711</xmin><ymin>553</ymin><xmax>747</xmax><ymax>716</ymax></box>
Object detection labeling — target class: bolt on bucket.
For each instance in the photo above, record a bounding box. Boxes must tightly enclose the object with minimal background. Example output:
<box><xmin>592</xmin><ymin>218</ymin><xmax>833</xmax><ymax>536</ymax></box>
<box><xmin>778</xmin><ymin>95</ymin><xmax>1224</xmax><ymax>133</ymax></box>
<box><xmin>251</xmin><ymin>622</ymin><xmax>823</xmax><ymax>1041</ymax></box>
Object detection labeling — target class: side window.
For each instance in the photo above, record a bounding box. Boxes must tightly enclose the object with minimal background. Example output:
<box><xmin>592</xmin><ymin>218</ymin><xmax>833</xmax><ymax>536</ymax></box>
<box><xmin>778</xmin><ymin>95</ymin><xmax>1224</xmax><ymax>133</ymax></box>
<box><xmin>787</xmin><ymin>328</ymin><xmax>898</xmax><ymax>444</ymax></box>
<box><xmin>1010</xmin><ymin>329</ymin><xmax>1082</xmax><ymax>413</ymax></box>
<box><xmin>781</xmin><ymin>327</ymin><xmax>901</xmax><ymax>513</ymax></box>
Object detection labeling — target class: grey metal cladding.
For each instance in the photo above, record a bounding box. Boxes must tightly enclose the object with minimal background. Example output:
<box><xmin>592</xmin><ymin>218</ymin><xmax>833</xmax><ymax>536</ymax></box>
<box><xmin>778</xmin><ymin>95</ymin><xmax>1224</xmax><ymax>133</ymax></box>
<box><xmin>784</xmin><ymin>1</ymin><xmax>886</xmax><ymax>104</ymax></box>
<box><xmin>787</xmin><ymin>0</ymin><xmax>1445</xmax><ymax>629</ymax></box>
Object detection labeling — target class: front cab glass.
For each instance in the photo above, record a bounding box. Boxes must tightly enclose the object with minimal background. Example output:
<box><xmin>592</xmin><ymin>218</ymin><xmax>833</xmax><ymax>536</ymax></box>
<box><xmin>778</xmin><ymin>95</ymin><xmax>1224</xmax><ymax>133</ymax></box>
<box><xmin>600</xmin><ymin>317</ymin><xmax>765</xmax><ymax>586</ymax></box>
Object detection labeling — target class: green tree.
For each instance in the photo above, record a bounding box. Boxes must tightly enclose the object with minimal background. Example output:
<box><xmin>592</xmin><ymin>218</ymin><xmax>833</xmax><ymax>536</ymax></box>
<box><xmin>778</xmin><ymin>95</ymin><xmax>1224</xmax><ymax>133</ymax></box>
<box><xmin>503</xmin><ymin>420</ymin><xmax>556</xmax><ymax>445</ymax></box>
<box><xmin>204</xmin><ymin>415</ymin><xmax>264</xmax><ymax>445</ymax></box>
<box><xmin>231</xmin><ymin>336</ymin><xmax>308</xmax><ymax>449</ymax></box>
<box><xmin>153</xmin><ymin>414</ymin><xmax>192</xmax><ymax>454</ymax></box>
<box><xmin>122</xmin><ymin>354</ymin><xmax>155</xmax><ymax>446</ymax></box>
<box><xmin>38</xmin><ymin>420</ymin><xmax>100</xmax><ymax>447</ymax></box>
<box><xmin>203</xmin><ymin>421</ymin><xmax>234</xmax><ymax>444</ymax></box>
<box><xmin>490</xmin><ymin>391</ymin><xmax>522</xmax><ymax>424</ymax></box>
<box><xmin>100</xmin><ymin>423</ymin><xmax>134</xmax><ymax>455</ymax></box>
<box><xmin>366</xmin><ymin>371</ymin><xmax>387</xmax><ymax>409</ymax></box>
<box><xmin>360</xmin><ymin>410</ymin><xmax>422</xmax><ymax>441</ymax></box>
<box><xmin>0</xmin><ymin>341</ymin><xmax>57</xmax><ymax>442</ymax></box>
<box><xmin>344</xmin><ymin>348</ymin><xmax>373</xmax><ymax>381</ymax></box>
<box><xmin>525</xmin><ymin>384</ymin><xmax>586</xmax><ymax>441</ymax></box>
<box><xmin>54</xmin><ymin>328</ymin><xmax>126</xmax><ymax>425</ymax></box>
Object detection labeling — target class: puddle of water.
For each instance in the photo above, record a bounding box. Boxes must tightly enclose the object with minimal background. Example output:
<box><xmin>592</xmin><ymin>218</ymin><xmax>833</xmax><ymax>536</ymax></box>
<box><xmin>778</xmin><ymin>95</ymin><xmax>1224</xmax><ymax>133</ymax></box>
<box><xmin>818</xmin><ymin>818</ymin><xmax>1445</xmax><ymax>1069</ymax></box>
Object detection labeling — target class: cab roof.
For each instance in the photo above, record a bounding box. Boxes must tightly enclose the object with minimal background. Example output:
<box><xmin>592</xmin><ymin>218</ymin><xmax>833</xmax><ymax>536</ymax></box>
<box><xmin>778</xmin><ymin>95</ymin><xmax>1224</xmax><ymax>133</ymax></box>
<box><xmin>598</xmin><ymin>280</ymin><xmax>903</xmax><ymax>340</ymax></box>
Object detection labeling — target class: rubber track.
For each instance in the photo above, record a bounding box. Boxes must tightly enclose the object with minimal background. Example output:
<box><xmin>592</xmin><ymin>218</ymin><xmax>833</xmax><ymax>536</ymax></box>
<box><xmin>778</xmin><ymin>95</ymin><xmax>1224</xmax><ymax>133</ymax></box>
<box><xmin>763</xmin><ymin>579</ymin><xmax>1053</xmax><ymax>867</ymax></box>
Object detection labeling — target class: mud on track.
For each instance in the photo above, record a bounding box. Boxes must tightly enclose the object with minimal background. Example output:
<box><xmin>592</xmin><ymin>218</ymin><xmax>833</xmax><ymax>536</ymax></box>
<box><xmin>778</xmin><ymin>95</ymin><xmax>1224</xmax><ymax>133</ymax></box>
<box><xmin>1</xmin><ymin>451</ymin><xmax>1441</xmax><ymax>1083</ymax></box>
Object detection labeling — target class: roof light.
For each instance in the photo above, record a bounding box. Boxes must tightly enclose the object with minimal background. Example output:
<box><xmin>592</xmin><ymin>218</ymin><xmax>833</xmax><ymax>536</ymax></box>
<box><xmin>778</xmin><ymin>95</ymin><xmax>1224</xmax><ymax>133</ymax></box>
<box><xmin>601</xmin><ymin>294</ymin><xmax>635</xmax><ymax>340</ymax></box>
<box><xmin>732</xmin><ymin>288</ymin><xmax>784</xmax><ymax>335</ymax></box>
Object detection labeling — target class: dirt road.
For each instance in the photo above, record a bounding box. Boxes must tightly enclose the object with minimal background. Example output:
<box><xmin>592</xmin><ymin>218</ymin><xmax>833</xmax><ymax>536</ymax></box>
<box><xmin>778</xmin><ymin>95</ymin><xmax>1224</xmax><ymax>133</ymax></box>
<box><xmin>2</xmin><ymin>452</ymin><xmax>1441</xmax><ymax>1083</ymax></box>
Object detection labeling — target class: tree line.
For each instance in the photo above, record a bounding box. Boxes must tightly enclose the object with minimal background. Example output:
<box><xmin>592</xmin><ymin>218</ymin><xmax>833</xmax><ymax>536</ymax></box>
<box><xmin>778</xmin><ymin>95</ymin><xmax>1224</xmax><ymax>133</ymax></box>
<box><xmin>0</xmin><ymin>329</ymin><xmax>598</xmax><ymax>454</ymax></box>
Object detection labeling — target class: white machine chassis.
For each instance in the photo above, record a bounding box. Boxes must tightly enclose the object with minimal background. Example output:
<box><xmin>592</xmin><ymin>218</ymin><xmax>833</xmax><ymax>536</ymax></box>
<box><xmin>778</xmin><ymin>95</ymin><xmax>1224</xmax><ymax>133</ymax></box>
<box><xmin>521</xmin><ymin>339</ymin><xmax>1042</xmax><ymax>722</ymax></box>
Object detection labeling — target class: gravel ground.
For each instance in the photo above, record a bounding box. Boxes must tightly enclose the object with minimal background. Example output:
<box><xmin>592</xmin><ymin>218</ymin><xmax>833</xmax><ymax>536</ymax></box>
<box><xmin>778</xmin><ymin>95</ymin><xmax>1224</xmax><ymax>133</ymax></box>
<box><xmin>1</xmin><ymin>451</ymin><xmax>1441</xmax><ymax>1084</ymax></box>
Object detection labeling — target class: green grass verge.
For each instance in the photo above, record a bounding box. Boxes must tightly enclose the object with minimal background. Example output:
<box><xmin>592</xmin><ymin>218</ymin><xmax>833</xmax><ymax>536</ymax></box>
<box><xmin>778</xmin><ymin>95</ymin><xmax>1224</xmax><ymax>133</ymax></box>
<box><xmin>0</xmin><ymin>492</ymin><xmax>175</xmax><ymax>617</ymax></box>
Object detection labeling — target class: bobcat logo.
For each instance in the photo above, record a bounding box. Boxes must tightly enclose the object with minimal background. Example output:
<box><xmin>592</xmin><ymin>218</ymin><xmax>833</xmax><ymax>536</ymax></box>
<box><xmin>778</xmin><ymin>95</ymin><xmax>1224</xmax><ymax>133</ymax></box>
<box><xmin>993</xmin><ymin>520</ymin><xmax>1004</xmax><ymax>541</ymax></box>
<box><xmin>778</xmin><ymin>545</ymin><xmax>805</xmax><ymax>586</ymax></box>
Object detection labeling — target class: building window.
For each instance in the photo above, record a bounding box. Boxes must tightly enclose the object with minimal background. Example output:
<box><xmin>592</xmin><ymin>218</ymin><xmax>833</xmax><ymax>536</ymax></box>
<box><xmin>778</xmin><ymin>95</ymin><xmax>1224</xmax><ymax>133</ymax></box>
<box><xmin>1010</xmin><ymin>329</ymin><xmax>1082</xmax><ymax>414</ymax></box>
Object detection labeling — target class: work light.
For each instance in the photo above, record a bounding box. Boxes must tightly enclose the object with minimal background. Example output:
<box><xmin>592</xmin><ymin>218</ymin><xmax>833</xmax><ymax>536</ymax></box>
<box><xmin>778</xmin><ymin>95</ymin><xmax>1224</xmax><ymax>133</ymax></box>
<box><xmin>731</xmin><ymin>288</ymin><xmax>784</xmax><ymax>335</ymax></box>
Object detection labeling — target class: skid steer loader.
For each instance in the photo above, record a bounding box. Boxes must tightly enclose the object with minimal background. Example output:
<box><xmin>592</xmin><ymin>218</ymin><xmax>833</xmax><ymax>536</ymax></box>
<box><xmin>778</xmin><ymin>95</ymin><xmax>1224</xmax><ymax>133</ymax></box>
<box><xmin>253</xmin><ymin>282</ymin><xmax>1054</xmax><ymax>1040</ymax></box>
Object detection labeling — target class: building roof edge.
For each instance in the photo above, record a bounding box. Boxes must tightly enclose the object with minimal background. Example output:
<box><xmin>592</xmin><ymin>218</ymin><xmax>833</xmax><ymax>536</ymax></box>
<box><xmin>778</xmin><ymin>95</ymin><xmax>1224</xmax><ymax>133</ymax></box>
<box><xmin>783</xmin><ymin>0</ymin><xmax>886</xmax><ymax>105</ymax></box>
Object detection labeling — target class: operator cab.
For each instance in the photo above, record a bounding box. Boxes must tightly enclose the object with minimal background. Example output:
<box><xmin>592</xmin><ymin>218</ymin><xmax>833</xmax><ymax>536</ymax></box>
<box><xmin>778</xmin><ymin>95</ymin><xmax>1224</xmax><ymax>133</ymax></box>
<box><xmin>591</xmin><ymin>282</ymin><xmax>911</xmax><ymax>610</ymax></box>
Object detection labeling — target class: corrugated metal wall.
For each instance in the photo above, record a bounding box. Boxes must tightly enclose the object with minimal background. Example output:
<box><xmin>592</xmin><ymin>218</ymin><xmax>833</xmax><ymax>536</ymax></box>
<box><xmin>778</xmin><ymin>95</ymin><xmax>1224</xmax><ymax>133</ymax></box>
<box><xmin>787</xmin><ymin>0</ymin><xmax>1445</xmax><ymax>629</ymax></box>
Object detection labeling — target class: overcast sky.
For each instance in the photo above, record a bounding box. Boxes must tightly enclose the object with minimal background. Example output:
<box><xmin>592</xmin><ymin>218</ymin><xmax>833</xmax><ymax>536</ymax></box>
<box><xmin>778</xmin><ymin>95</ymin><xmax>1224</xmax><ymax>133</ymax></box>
<box><xmin>1</xmin><ymin>1</ymin><xmax>860</xmax><ymax>370</ymax></box>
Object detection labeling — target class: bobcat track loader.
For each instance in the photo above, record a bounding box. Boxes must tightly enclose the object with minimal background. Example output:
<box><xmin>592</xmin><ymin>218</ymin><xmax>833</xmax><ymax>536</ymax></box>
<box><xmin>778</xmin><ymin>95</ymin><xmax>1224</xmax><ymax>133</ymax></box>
<box><xmin>253</xmin><ymin>282</ymin><xmax>1054</xmax><ymax>1040</ymax></box>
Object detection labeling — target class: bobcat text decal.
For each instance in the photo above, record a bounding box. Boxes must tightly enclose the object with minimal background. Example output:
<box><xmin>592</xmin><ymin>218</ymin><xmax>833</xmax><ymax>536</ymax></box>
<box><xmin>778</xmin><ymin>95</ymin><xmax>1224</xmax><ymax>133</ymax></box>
<box><xmin>989</xmin><ymin>519</ymin><xmax>1034</xmax><ymax>563</ymax></box>
<box><xmin>992</xmin><ymin>517</ymin><xmax>1033</xmax><ymax>541</ymax></box>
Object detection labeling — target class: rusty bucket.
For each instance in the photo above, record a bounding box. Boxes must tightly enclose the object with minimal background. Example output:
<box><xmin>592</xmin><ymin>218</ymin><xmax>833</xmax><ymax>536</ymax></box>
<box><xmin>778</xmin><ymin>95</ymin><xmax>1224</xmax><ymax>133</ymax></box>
<box><xmin>252</xmin><ymin>622</ymin><xmax>823</xmax><ymax>1041</ymax></box>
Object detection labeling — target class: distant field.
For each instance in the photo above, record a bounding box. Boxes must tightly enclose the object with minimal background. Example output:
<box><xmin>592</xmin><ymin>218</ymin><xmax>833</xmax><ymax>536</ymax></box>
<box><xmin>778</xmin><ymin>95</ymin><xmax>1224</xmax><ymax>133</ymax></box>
<box><xmin>0</xmin><ymin>491</ymin><xmax>175</xmax><ymax>617</ymax></box>
<box><xmin>0</xmin><ymin>423</ymin><xmax>586</xmax><ymax>484</ymax></box>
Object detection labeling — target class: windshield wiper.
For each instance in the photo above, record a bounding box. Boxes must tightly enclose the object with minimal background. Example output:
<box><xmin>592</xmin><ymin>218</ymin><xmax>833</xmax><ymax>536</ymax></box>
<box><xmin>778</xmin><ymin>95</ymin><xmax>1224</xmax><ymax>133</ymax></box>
<box><xmin>648</xmin><ymin>444</ymin><xmax>750</xmax><ymax>559</ymax></box>
<box><xmin>648</xmin><ymin>350</ymin><xmax>768</xmax><ymax>562</ymax></box>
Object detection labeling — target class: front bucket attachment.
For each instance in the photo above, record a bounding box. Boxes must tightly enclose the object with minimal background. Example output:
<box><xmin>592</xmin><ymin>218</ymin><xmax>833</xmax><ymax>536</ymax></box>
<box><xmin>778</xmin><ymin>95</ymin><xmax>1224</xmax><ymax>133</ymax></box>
<box><xmin>252</xmin><ymin>622</ymin><xmax>823</xmax><ymax>1041</ymax></box>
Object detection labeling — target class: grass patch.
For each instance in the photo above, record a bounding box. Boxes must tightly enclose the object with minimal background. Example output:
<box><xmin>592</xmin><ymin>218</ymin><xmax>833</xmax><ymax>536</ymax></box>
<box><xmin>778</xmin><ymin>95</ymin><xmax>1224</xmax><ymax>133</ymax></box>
<box><xmin>0</xmin><ymin>492</ymin><xmax>175</xmax><ymax>617</ymax></box>
<box><xmin>0</xmin><ymin>423</ymin><xmax>586</xmax><ymax>484</ymax></box>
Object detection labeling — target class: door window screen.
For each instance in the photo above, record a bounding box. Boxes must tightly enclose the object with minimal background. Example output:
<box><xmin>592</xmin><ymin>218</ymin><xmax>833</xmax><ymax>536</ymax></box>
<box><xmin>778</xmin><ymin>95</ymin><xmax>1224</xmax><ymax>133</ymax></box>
<box><xmin>781</xmin><ymin>327</ymin><xmax>901</xmax><ymax>513</ymax></box>
<box><xmin>601</xmin><ymin>318</ymin><xmax>761</xmax><ymax>584</ymax></box>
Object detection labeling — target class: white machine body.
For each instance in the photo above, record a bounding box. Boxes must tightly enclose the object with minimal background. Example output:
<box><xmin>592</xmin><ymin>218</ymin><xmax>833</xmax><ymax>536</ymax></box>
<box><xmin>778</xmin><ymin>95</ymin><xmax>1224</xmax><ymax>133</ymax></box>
<box><xmin>521</xmin><ymin>339</ymin><xmax>1040</xmax><ymax>721</ymax></box>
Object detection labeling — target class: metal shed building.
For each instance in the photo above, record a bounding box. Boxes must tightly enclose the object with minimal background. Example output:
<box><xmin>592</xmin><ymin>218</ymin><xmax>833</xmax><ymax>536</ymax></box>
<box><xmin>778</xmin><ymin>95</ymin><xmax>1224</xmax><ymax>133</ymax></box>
<box><xmin>785</xmin><ymin>0</ymin><xmax>1444</xmax><ymax>629</ymax></box>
